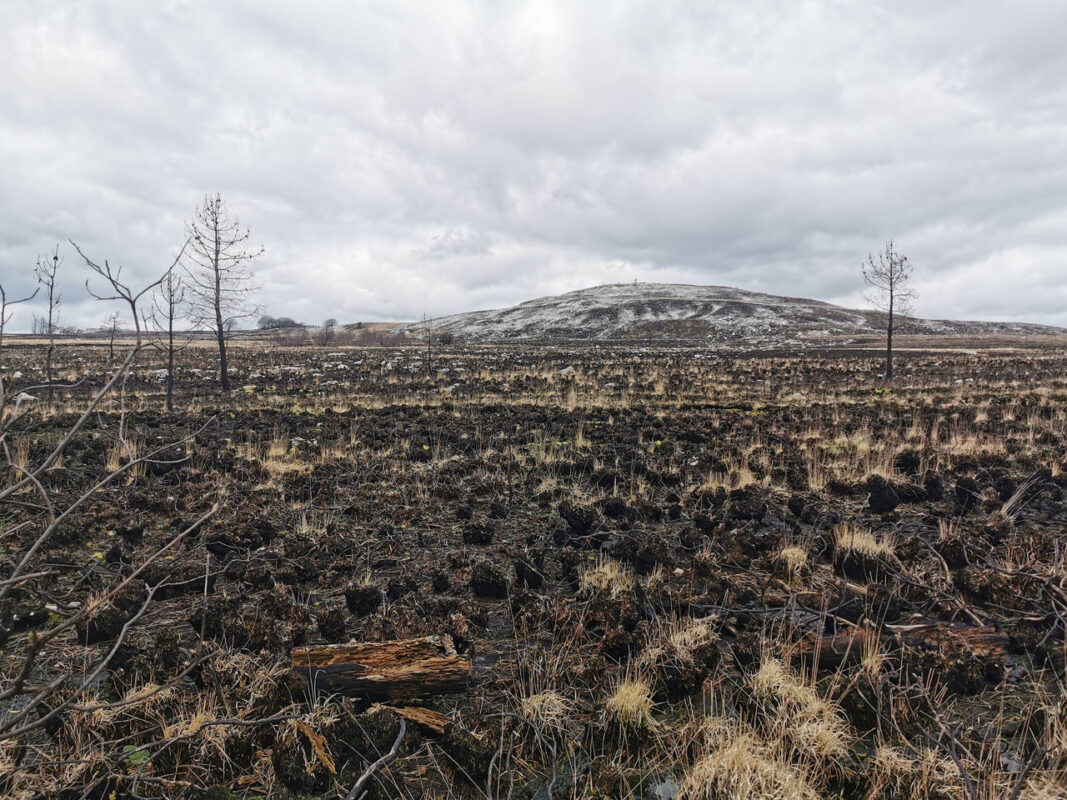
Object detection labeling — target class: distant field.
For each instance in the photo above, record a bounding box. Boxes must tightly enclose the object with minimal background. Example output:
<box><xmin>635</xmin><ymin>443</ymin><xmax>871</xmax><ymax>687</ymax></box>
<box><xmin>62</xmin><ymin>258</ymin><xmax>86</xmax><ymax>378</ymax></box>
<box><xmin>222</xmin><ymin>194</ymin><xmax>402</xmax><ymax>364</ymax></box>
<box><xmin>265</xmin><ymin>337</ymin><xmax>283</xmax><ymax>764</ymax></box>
<box><xmin>6</xmin><ymin>327</ymin><xmax>1066</xmax><ymax>352</ymax></box>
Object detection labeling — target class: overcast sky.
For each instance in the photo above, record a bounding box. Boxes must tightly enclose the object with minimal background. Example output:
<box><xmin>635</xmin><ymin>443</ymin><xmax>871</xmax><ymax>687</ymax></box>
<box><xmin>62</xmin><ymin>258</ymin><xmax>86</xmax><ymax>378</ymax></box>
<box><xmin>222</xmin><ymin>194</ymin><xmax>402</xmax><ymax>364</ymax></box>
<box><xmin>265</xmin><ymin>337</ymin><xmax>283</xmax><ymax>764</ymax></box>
<box><xmin>2</xmin><ymin>1</ymin><xmax>1066</xmax><ymax>330</ymax></box>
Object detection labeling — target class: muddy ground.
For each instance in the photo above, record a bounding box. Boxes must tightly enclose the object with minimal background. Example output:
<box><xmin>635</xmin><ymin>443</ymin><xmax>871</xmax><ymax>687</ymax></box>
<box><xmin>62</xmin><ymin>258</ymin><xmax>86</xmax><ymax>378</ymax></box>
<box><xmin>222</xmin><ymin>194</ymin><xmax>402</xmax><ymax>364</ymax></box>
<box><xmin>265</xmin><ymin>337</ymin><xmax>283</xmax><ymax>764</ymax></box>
<box><xmin>1</xmin><ymin>340</ymin><xmax>1065</xmax><ymax>798</ymax></box>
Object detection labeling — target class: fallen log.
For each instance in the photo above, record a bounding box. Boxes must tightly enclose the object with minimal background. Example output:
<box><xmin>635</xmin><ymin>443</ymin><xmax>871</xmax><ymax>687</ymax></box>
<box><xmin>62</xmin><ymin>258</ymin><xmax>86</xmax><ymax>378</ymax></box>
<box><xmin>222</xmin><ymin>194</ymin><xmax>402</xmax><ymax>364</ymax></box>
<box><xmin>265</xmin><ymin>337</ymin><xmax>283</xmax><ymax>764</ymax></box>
<box><xmin>794</xmin><ymin>622</ymin><xmax>1009</xmax><ymax>671</ymax></box>
<box><xmin>290</xmin><ymin>634</ymin><xmax>471</xmax><ymax>701</ymax></box>
<box><xmin>793</xmin><ymin>627</ymin><xmax>871</xmax><ymax>669</ymax></box>
<box><xmin>888</xmin><ymin>621</ymin><xmax>1009</xmax><ymax>655</ymax></box>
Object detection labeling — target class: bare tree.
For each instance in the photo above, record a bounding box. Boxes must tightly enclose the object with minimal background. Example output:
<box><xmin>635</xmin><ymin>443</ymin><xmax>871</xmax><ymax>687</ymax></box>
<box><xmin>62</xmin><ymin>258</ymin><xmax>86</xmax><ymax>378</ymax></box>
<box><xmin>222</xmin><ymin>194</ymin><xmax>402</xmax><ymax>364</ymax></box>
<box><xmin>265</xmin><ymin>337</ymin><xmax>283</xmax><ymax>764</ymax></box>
<box><xmin>33</xmin><ymin>245</ymin><xmax>62</xmax><ymax>407</ymax></box>
<box><xmin>102</xmin><ymin>310</ymin><xmax>122</xmax><ymax>362</ymax></box>
<box><xmin>258</xmin><ymin>314</ymin><xmax>302</xmax><ymax>330</ymax></box>
<box><xmin>863</xmin><ymin>240</ymin><xmax>915</xmax><ymax>383</ymax></box>
<box><xmin>318</xmin><ymin>317</ymin><xmax>338</xmax><ymax>347</ymax></box>
<box><xmin>0</xmin><ymin>282</ymin><xmax>38</xmax><ymax>349</ymax></box>
<box><xmin>148</xmin><ymin>265</ymin><xmax>190</xmax><ymax>412</ymax></box>
<box><xmin>183</xmin><ymin>194</ymin><xmax>262</xmax><ymax>393</ymax></box>
<box><xmin>0</xmin><ymin>244</ymin><xmax>223</xmax><ymax>773</ymax></box>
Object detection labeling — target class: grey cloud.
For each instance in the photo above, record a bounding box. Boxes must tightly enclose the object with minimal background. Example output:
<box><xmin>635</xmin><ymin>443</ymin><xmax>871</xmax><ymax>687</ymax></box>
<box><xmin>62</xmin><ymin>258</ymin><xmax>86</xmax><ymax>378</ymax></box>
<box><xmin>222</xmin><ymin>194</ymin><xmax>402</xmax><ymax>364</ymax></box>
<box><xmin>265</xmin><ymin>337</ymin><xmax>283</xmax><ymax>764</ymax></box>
<box><xmin>1</xmin><ymin>1</ymin><xmax>1065</xmax><ymax>330</ymax></box>
<box><xmin>415</xmin><ymin>228</ymin><xmax>492</xmax><ymax>261</ymax></box>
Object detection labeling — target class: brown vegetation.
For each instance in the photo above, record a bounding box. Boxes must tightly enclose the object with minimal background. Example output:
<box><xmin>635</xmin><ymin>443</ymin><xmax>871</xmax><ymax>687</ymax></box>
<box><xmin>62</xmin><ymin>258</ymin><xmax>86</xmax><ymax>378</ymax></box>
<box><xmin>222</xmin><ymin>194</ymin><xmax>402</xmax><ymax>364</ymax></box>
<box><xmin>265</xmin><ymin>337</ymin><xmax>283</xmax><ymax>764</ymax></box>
<box><xmin>1</xmin><ymin>337</ymin><xmax>1065</xmax><ymax>798</ymax></box>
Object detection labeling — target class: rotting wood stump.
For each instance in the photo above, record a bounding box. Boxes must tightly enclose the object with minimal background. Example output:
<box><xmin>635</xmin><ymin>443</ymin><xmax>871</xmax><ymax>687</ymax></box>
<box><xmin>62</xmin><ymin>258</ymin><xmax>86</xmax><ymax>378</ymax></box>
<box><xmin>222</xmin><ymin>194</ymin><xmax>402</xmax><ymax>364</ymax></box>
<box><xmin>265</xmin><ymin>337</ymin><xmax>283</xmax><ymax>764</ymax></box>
<box><xmin>290</xmin><ymin>634</ymin><xmax>471</xmax><ymax>701</ymax></box>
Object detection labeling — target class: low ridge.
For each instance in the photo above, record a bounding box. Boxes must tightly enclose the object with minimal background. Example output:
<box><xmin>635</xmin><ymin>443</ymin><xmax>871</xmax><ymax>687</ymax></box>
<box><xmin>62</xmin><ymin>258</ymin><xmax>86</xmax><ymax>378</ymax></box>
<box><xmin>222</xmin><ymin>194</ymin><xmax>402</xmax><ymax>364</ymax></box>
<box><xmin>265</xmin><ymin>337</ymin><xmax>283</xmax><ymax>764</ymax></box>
<box><xmin>405</xmin><ymin>283</ymin><xmax>1063</xmax><ymax>346</ymax></box>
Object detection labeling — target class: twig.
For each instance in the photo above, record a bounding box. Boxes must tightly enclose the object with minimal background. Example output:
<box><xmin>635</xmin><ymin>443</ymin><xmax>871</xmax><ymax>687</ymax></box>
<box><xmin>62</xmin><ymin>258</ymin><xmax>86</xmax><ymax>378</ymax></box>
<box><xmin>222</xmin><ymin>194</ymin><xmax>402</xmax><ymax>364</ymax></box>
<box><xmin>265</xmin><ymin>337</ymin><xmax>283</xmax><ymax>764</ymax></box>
<box><xmin>345</xmin><ymin>716</ymin><xmax>406</xmax><ymax>800</ymax></box>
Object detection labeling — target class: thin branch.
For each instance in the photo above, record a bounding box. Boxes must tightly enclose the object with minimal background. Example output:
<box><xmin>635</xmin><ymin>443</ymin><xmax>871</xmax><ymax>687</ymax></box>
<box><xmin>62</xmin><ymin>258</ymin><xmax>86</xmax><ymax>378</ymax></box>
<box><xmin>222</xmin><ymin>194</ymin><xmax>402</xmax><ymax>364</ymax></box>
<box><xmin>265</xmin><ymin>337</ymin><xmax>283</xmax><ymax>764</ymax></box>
<box><xmin>346</xmin><ymin>716</ymin><xmax>406</xmax><ymax>800</ymax></box>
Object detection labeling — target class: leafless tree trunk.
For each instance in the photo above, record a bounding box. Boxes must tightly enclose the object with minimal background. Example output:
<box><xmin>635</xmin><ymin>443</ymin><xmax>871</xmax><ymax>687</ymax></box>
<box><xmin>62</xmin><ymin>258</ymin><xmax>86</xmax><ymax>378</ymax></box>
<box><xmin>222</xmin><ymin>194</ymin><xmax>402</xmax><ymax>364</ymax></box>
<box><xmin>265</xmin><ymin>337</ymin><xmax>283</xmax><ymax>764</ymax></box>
<box><xmin>863</xmin><ymin>240</ymin><xmax>915</xmax><ymax>383</ymax></box>
<box><xmin>183</xmin><ymin>194</ymin><xmax>262</xmax><ymax>393</ymax></box>
<box><xmin>34</xmin><ymin>246</ymin><xmax>62</xmax><ymax>407</ymax></box>
<box><xmin>103</xmin><ymin>311</ymin><xmax>121</xmax><ymax>362</ymax></box>
<box><xmin>317</xmin><ymin>317</ymin><xmax>337</xmax><ymax>347</ymax></box>
<box><xmin>149</xmin><ymin>267</ymin><xmax>190</xmax><ymax>412</ymax></box>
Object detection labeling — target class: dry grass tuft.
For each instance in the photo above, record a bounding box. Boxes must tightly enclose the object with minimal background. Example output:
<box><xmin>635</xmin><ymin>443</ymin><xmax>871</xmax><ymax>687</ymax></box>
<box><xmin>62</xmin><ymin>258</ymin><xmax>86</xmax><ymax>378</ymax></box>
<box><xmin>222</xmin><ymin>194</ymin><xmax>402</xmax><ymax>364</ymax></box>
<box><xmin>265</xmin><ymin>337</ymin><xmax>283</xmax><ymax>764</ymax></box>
<box><xmin>750</xmin><ymin>658</ymin><xmax>851</xmax><ymax>764</ymax></box>
<box><xmin>580</xmin><ymin>554</ymin><xmax>634</xmax><ymax>597</ymax></box>
<box><xmin>604</xmin><ymin>677</ymin><xmax>656</xmax><ymax>731</ymax></box>
<box><xmin>777</xmin><ymin>546</ymin><xmax>809</xmax><ymax>582</ymax></box>
<box><xmin>751</xmin><ymin>659</ymin><xmax>819</xmax><ymax>708</ymax></box>
<box><xmin>804</xmin><ymin>451</ymin><xmax>832</xmax><ymax>491</ymax></box>
<box><xmin>677</xmin><ymin>725</ymin><xmax>819</xmax><ymax>800</ymax></box>
<box><xmin>994</xmin><ymin>473</ymin><xmax>1041</xmax><ymax>524</ymax></box>
<box><xmin>668</xmin><ymin>619</ymin><xmax>717</xmax><ymax>656</ymax></box>
<box><xmin>866</xmin><ymin>745</ymin><xmax>963</xmax><ymax>800</ymax></box>
<box><xmin>833</xmin><ymin>523</ymin><xmax>895</xmax><ymax>560</ymax></box>
<box><xmin>519</xmin><ymin>690</ymin><xmax>573</xmax><ymax>732</ymax></box>
<box><xmin>1018</xmin><ymin>777</ymin><xmax>1067</xmax><ymax>800</ymax></box>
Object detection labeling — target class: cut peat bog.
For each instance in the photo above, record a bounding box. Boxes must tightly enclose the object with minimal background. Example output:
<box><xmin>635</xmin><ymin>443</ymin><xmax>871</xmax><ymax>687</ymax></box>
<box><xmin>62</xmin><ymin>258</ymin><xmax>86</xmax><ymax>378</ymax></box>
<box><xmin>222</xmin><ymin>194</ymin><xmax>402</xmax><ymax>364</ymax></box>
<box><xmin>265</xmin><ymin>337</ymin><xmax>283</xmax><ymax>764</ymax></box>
<box><xmin>2</xmin><ymin>318</ymin><xmax>1067</xmax><ymax>797</ymax></box>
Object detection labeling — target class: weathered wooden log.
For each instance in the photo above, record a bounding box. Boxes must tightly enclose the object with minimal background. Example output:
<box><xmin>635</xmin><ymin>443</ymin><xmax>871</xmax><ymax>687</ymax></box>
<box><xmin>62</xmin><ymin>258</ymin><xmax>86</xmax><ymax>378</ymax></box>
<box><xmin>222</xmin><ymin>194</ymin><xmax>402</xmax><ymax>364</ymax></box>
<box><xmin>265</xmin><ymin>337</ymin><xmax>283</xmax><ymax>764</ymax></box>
<box><xmin>793</xmin><ymin>627</ymin><xmax>870</xmax><ymax>668</ymax></box>
<box><xmin>793</xmin><ymin>618</ymin><xmax>1007</xmax><ymax>678</ymax></box>
<box><xmin>889</xmin><ymin>622</ymin><xmax>1009</xmax><ymax>656</ymax></box>
<box><xmin>794</xmin><ymin>623</ymin><xmax>1009</xmax><ymax>670</ymax></box>
<box><xmin>290</xmin><ymin>634</ymin><xmax>471</xmax><ymax>701</ymax></box>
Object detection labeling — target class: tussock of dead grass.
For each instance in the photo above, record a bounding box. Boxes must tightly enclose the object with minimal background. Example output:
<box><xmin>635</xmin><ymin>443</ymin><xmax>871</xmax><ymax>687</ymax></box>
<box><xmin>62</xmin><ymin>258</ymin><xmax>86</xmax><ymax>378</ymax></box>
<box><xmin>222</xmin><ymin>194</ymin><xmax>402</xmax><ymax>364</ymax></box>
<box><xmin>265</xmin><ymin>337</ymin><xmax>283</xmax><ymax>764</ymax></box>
<box><xmin>1018</xmin><ymin>777</ymin><xmax>1067</xmax><ymax>800</ymax></box>
<box><xmin>639</xmin><ymin>618</ymin><xmax>717</xmax><ymax>671</ymax></box>
<box><xmin>676</xmin><ymin>659</ymin><xmax>854</xmax><ymax>800</ymax></box>
<box><xmin>263</xmin><ymin>457</ymin><xmax>312</xmax><ymax>476</ymax></box>
<box><xmin>668</xmin><ymin>619</ymin><xmax>717</xmax><ymax>655</ymax></box>
<box><xmin>604</xmin><ymin>677</ymin><xmax>656</xmax><ymax>731</ymax></box>
<box><xmin>866</xmin><ymin>745</ymin><xmax>963</xmax><ymax>800</ymax></box>
<box><xmin>751</xmin><ymin>659</ymin><xmax>818</xmax><ymax>704</ymax></box>
<box><xmin>580</xmin><ymin>554</ymin><xmax>634</xmax><ymax>597</ymax></box>
<box><xmin>750</xmin><ymin>658</ymin><xmax>851</xmax><ymax>764</ymax></box>
<box><xmin>642</xmin><ymin>563</ymin><xmax>669</xmax><ymax>593</ymax></box>
<box><xmin>91</xmin><ymin>682</ymin><xmax>172</xmax><ymax>727</ymax></box>
<box><xmin>677</xmin><ymin>724</ymin><xmax>820</xmax><ymax>800</ymax></box>
<box><xmin>519</xmin><ymin>690</ymin><xmax>573</xmax><ymax>732</ymax></box>
<box><xmin>994</xmin><ymin>473</ymin><xmax>1041</xmax><ymax>524</ymax></box>
<box><xmin>777</xmin><ymin>546</ymin><xmax>808</xmax><ymax>582</ymax></box>
<box><xmin>803</xmin><ymin>451</ymin><xmax>832</xmax><ymax>491</ymax></box>
<box><xmin>160</xmin><ymin>700</ymin><xmax>231</xmax><ymax>765</ymax></box>
<box><xmin>833</xmin><ymin>523</ymin><xmax>895</xmax><ymax>560</ymax></box>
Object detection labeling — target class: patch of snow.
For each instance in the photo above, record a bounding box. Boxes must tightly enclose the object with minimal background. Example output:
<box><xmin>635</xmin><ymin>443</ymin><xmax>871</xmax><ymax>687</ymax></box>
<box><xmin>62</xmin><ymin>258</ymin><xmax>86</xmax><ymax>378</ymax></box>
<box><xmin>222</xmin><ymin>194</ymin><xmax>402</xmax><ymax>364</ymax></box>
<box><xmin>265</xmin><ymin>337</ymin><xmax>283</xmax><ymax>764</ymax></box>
<box><xmin>396</xmin><ymin>282</ymin><xmax>1067</xmax><ymax>345</ymax></box>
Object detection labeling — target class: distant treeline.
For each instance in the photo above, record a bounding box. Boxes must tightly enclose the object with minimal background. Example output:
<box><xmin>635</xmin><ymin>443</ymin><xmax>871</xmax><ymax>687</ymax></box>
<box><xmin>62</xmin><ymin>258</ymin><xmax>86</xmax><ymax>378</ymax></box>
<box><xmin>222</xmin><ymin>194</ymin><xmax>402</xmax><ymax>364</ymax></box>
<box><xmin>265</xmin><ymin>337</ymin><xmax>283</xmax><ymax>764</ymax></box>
<box><xmin>21</xmin><ymin>314</ymin><xmax>440</xmax><ymax>348</ymax></box>
<box><xmin>254</xmin><ymin>321</ymin><xmax>413</xmax><ymax>347</ymax></box>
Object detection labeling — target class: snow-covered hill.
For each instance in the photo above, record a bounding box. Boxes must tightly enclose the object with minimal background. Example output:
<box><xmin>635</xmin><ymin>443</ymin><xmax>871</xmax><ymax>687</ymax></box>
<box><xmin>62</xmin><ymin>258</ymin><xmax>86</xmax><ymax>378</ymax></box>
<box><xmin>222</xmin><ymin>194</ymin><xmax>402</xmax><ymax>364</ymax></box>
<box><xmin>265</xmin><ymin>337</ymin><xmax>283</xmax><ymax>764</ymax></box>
<box><xmin>401</xmin><ymin>283</ymin><xmax>1064</xmax><ymax>346</ymax></box>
